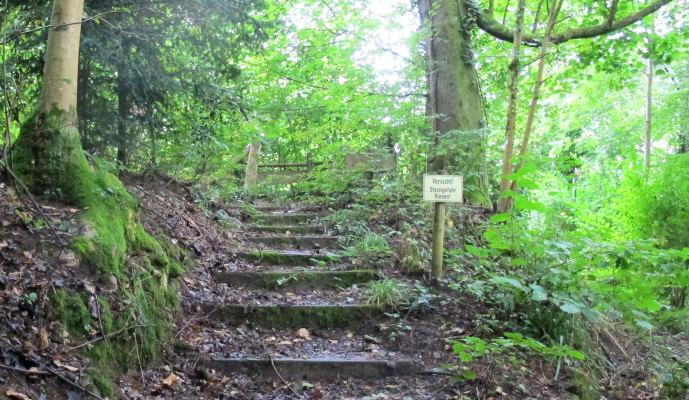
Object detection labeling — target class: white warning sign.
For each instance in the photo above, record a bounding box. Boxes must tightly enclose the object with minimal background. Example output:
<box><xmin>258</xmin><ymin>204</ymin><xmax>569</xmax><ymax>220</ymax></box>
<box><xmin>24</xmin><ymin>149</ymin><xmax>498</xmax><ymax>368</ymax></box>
<box><xmin>423</xmin><ymin>175</ymin><xmax>463</xmax><ymax>203</ymax></box>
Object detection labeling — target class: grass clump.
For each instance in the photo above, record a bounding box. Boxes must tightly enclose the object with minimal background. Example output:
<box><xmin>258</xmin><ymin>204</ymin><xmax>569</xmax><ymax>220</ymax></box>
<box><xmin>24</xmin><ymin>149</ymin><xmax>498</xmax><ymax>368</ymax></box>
<box><xmin>344</xmin><ymin>231</ymin><xmax>393</xmax><ymax>268</ymax></box>
<box><xmin>364</xmin><ymin>278</ymin><xmax>413</xmax><ymax>309</ymax></box>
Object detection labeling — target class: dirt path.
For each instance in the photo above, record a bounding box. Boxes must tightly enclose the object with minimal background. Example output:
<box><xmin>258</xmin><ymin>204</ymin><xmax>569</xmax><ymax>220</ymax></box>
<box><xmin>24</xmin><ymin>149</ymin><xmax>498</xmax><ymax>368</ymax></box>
<box><xmin>139</xmin><ymin>200</ymin><xmax>457</xmax><ymax>399</ymax></box>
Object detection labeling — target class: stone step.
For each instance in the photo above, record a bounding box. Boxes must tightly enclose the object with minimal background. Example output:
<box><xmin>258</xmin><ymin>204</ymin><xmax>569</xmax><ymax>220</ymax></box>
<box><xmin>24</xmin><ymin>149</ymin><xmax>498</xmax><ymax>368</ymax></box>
<box><xmin>249</xmin><ymin>224</ymin><xmax>325</xmax><ymax>234</ymax></box>
<box><xmin>244</xmin><ymin>235</ymin><xmax>338</xmax><ymax>249</ymax></box>
<box><xmin>212</xmin><ymin>270</ymin><xmax>376</xmax><ymax>290</ymax></box>
<box><xmin>233</xmin><ymin>250</ymin><xmax>343</xmax><ymax>266</ymax></box>
<box><xmin>200</xmin><ymin>303</ymin><xmax>379</xmax><ymax>328</ymax></box>
<box><xmin>250</xmin><ymin>213</ymin><xmax>318</xmax><ymax>225</ymax></box>
<box><xmin>227</xmin><ymin>204</ymin><xmax>298</xmax><ymax>212</ymax></box>
<box><xmin>199</xmin><ymin>357</ymin><xmax>418</xmax><ymax>381</ymax></box>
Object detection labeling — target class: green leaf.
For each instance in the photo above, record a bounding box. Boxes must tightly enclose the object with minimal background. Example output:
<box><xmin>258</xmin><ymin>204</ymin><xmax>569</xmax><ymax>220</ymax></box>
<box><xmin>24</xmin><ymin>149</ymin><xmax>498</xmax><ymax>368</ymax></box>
<box><xmin>491</xmin><ymin>276</ymin><xmax>524</xmax><ymax>290</ymax></box>
<box><xmin>635</xmin><ymin>296</ymin><xmax>661</xmax><ymax>312</ymax></box>
<box><xmin>514</xmin><ymin>197</ymin><xmax>546</xmax><ymax>212</ymax></box>
<box><xmin>559</xmin><ymin>303</ymin><xmax>581</xmax><ymax>314</ymax></box>
<box><xmin>529</xmin><ymin>284</ymin><xmax>548</xmax><ymax>301</ymax></box>
<box><xmin>490</xmin><ymin>213</ymin><xmax>512</xmax><ymax>223</ymax></box>
<box><xmin>566</xmin><ymin>349</ymin><xmax>586</xmax><ymax>360</ymax></box>
<box><xmin>460</xmin><ymin>370</ymin><xmax>477</xmax><ymax>380</ymax></box>
<box><xmin>635</xmin><ymin>319</ymin><xmax>654</xmax><ymax>331</ymax></box>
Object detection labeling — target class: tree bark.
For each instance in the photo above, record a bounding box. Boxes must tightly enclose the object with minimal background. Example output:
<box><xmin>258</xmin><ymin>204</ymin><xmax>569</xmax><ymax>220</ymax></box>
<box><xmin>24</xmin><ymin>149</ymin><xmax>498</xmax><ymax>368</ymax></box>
<box><xmin>116</xmin><ymin>58</ymin><xmax>130</xmax><ymax>167</ymax></box>
<box><xmin>496</xmin><ymin>0</ymin><xmax>525</xmax><ymax>213</ymax></box>
<box><xmin>477</xmin><ymin>0</ymin><xmax>672</xmax><ymax>46</ymax></box>
<box><xmin>38</xmin><ymin>0</ymin><xmax>83</xmax><ymax>116</ymax></box>
<box><xmin>508</xmin><ymin>0</ymin><xmax>562</xmax><ymax>199</ymax></box>
<box><xmin>418</xmin><ymin>0</ymin><xmax>490</xmax><ymax>206</ymax></box>
<box><xmin>12</xmin><ymin>0</ymin><xmax>90</xmax><ymax>203</ymax></box>
<box><xmin>644</xmin><ymin>54</ymin><xmax>653</xmax><ymax>171</ymax></box>
<box><xmin>431</xmin><ymin>201</ymin><xmax>446</xmax><ymax>279</ymax></box>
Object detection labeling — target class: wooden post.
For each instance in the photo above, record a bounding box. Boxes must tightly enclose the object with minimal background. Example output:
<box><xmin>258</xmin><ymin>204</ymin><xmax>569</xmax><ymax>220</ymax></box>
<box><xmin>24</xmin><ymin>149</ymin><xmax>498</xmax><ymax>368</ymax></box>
<box><xmin>306</xmin><ymin>152</ymin><xmax>313</xmax><ymax>172</ymax></box>
<box><xmin>244</xmin><ymin>140</ymin><xmax>262</xmax><ymax>189</ymax></box>
<box><xmin>431</xmin><ymin>201</ymin><xmax>446</xmax><ymax>279</ymax></box>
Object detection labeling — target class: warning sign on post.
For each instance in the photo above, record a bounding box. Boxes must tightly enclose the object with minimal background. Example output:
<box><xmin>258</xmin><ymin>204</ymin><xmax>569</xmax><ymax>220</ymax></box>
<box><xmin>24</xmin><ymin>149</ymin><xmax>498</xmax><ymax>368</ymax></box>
<box><xmin>423</xmin><ymin>175</ymin><xmax>463</xmax><ymax>203</ymax></box>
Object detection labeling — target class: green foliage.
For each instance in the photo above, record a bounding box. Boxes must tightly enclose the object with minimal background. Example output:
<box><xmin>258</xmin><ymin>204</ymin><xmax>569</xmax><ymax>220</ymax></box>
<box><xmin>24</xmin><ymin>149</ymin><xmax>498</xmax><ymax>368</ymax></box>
<box><xmin>618</xmin><ymin>154</ymin><xmax>689</xmax><ymax>249</ymax></box>
<box><xmin>447</xmin><ymin>332</ymin><xmax>584</xmax><ymax>381</ymax></box>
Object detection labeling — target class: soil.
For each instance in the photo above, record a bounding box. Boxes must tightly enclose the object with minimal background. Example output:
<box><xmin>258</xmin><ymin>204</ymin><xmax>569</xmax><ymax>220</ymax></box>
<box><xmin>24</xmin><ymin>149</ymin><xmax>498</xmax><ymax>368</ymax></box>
<box><xmin>0</xmin><ymin>172</ymin><xmax>665</xmax><ymax>399</ymax></box>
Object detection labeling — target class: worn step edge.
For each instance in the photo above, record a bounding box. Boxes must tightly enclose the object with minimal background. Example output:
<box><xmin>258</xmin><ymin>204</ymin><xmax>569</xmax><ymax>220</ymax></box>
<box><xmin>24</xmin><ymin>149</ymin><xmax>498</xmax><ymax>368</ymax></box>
<box><xmin>250</xmin><ymin>213</ymin><xmax>319</xmax><ymax>224</ymax></box>
<box><xmin>199</xmin><ymin>303</ymin><xmax>380</xmax><ymax>328</ymax></box>
<box><xmin>244</xmin><ymin>235</ymin><xmax>339</xmax><ymax>249</ymax></box>
<box><xmin>233</xmin><ymin>250</ymin><xmax>344</xmax><ymax>266</ymax></box>
<box><xmin>249</xmin><ymin>224</ymin><xmax>325</xmax><ymax>234</ymax></box>
<box><xmin>199</xmin><ymin>357</ymin><xmax>418</xmax><ymax>380</ymax></box>
<box><xmin>212</xmin><ymin>270</ymin><xmax>376</xmax><ymax>289</ymax></box>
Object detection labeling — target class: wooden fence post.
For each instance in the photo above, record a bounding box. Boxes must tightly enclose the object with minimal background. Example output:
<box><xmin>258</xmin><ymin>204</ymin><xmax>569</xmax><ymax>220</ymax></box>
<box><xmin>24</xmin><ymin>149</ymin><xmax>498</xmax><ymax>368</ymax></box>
<box><xmin>244</xmin><ymin>140</ymin><xmax>262</xmax><ymax>189</ymax></box>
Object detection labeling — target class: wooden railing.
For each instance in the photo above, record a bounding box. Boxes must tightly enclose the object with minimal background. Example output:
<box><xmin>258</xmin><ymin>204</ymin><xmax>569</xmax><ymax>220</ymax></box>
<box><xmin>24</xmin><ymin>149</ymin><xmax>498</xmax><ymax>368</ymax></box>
<box><xmin>256</xmin><ymin>159</ymin><xmax>324</xmax><ymax>185</ymax></box>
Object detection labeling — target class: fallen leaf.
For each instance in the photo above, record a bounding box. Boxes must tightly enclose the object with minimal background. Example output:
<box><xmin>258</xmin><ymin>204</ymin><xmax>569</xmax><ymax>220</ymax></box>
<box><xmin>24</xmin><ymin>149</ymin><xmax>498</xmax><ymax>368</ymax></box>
<box><xmin>62</xmin><ymin>364</ymin><xmax>80</xmax><ymax>373</ymax></box>
<box><xmin>296</xmin><ymin>328</ymin><xmax>311</xmax><ymax>340</ymax></box>
<box><xmin>39</xmin><ymin>328</ymin><xmax>49</xmax><ymax>350</ymax></box>
<box><xmin>54</xmin><ymin>359</ymin><xmax>80</xmax><ymax>372</ymax></box>
<box><xmin>346</xmin><ymin>333</ymin><xmax>354</xmax><ymax>338</ymax></box>
<box><xmin>310</xmin><ymin>390</ymin><xmax>324</xmax><ymax>400</ymax></box>
<box><xmin>363</xmin><ymin>335</ymin><xmax>380</xmax><ymax>344</ymax></box>
<box><xmin>5</xmin><ymin>389</ymin><xmax>32</xmax><ymax>400</ymax></box>
<box><xmin>163</xmin><ymin>372</ymin><xmax>179</xmax><ymax>388</ymax></box>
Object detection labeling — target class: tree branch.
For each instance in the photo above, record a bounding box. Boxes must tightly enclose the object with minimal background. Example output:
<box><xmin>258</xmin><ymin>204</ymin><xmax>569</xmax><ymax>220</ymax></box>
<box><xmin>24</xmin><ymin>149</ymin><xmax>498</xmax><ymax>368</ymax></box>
<box><xmin>475</xmin><ymin>0</ymin><xmax>673</xmax><ymax>46</ymax></box>
<box><xmin>1</xmin><ymin>9</ymin><xmax>136</xmax><ymax>45</ymax></box>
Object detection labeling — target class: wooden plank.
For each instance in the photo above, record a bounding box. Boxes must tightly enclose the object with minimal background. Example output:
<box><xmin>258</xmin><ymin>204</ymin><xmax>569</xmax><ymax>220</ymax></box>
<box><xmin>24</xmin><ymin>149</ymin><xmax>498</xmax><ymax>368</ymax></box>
<box><xmin>259</xmin><ymin>161</ymin><xmax>324</xmax><ymax>168</ymax></box>
<box><xmin>345</xmin><ymin>152</ymin><xmax>395</xmax><ymax>172</ymax></box>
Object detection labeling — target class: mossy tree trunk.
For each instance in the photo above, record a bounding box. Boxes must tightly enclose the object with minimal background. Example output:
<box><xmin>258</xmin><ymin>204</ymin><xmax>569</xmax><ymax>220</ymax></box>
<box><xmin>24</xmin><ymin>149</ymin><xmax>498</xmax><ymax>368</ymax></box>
<box><xmin>418</xmin><ymin>0</ymin><xmax>491</xmax><ymax>207</ymax></box>
<box><xmin>12</xmin><ymin>0</ymin><xmax>90</xmax><ymax>203</ymax></box>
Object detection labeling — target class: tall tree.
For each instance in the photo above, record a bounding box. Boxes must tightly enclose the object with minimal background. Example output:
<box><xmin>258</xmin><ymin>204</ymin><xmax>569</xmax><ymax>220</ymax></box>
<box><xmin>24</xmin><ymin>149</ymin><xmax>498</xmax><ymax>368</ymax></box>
<box><xmin>11</xmin><ymin>0</ymin><xmax>89</xmax><ymax>202</ymax></box>
<box><xmin>419</xmin><ymin>0</ymin><xmax>674</xmax><ymax>208</ymax></box>
<box><xmin>418</xmin><ymin>0</ymin><xmax>491</xmax><ymax>206</ymax></box>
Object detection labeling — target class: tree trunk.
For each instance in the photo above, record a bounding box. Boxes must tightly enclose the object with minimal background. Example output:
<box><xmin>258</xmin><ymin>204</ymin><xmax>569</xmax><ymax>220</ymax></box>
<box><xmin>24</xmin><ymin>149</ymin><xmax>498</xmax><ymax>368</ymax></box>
<box><xmin>12</xmin><ymin>0</ymin><xmax>90</xmax><ymax>203</ymax></box>
<box><xmin>418</xmin><ymin>0</ymin><xmax>490</xmax><ymax>206</ymax></box>
<box><xmin>506</xmin><ymin>0</ymin><xmax>562</xmax><ymax>204</ymax></box>
<box><xmin>644</xmin><ymin>55</ymin><xmax>653</xmax><ymax>171</ymax></box>
<box><xmin>496</xmin><ymin>0</ymin><xmax>525</xmax><ymax>213</ymax></box>
<box><xmin>116</xmin><ymin>59</ymin><xmax>130</xmax><ymax>168</ymax></box>
<box><xmin>38</xmin><ymin>0</ymin><xmax>83</xmax><ymax>116</ymax></box>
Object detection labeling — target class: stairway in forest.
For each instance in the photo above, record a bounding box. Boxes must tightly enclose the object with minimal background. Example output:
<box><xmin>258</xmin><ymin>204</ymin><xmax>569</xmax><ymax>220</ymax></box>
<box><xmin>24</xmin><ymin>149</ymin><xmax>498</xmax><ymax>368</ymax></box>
<box><xmin>192</xmin><ymin>203</ymin><xmax>420</xmax><ymax>382</ymax></box>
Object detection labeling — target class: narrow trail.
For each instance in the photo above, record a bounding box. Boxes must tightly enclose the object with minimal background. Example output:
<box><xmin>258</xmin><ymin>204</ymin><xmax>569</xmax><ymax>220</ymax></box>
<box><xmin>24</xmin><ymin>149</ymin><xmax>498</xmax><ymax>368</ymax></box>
<box><xmin>164</xmin><ymin>201</ymin><xmax>453</xmax><ymax>399</ymax></box>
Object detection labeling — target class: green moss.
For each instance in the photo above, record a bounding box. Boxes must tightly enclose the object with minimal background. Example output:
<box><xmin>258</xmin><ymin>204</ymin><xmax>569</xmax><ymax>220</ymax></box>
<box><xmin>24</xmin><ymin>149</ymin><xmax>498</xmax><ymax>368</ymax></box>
<box><xmin>87</xmin><ymin>368</ymin><xmax>114</xmax><ymax>399</ymax></box>
<box><xmin>251</xmin><ymin>224</ymin><xmax>322</xmax><ymax>234</ymax></box>
<box><xmin>215</xmin><ymin>270</ymin><xmax>375</xmax><ymax>290</ymax></box>
<box><xmin>52</xmin><ymin>289</ymin><xmax>93</xmax><ymax>334</ymax></box>
<box><xmin>570</xmin><ymin>369</ymin><xmax>600</xmax><ymax>400</ymax></box>
<box><xmin>253</xmin><ymin>213</ymin><xmax>313</xmax><ymax>224</ymax></box>
<box><xmin>12</xmin><ymin>108</ymin><xmax>93</xmax><ymax>203</ymax></box>
<box><xmin>242</xmin><ymin>250</ymin><xmax>339</xmax><ymax>266</ymax></box>
<box><xmin>14</xmin><ymin>108</ymin><xmax>193</xmax><ymax>395</ymax></box>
